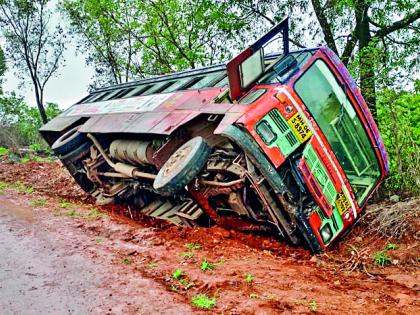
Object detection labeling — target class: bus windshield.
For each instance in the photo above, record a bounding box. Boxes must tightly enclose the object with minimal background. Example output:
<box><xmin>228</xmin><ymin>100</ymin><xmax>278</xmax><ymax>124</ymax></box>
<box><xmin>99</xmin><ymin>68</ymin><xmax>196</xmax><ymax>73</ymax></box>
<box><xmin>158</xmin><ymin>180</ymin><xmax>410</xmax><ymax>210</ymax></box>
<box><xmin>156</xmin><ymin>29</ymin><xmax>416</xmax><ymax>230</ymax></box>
<box><xmin>294</xmin><ymin>60</ymin><xmax>380</xmax><ymax>205</ymax></box>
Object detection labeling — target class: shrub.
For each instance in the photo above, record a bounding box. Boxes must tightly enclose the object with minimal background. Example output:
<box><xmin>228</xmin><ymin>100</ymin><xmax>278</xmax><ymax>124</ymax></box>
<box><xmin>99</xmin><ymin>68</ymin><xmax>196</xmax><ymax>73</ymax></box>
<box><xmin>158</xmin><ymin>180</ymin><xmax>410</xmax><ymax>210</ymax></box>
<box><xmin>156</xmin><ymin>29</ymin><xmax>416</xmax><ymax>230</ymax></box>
<box><xmin>0</xmin><ymin>93</ymin><xmax>60</xmax><ymax>149</ymax></box>
<box><xmin>376</xmin><ymin>85</ymin><xmax>420</xmax><ymax>196</ymax></box>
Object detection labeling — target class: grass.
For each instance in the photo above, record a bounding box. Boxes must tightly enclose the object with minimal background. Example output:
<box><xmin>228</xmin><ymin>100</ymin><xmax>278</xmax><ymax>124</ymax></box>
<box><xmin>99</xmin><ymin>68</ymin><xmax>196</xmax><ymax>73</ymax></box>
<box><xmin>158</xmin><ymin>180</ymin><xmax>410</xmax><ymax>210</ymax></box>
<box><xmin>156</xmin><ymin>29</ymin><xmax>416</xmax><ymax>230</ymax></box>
<box><xmin>146</xmin><ymin>263</ymin><xmax>159</xmax><ymax>268</ymax></box>
<box><xmin>245</xmin><ymin>273</ymin><xmax>254</xmax><ymax>285</ymax></box>
<box><xmin>201</xmin><ymin>258</ymin><xmax>215</xmax><ymax>271</ymax></box>
<box><xmin>0</xmin><ymin>146</ymin><xmax>9</xmax><ymax>157</ymax></box>
<box><xmin>172</xmin><ymin>268</ymin><xmax>184</xmax><ymax>280</ymax></box>
<box><xmin>0</xmin><ymin>181</ymin><xmax>8</xmax><ymax>193</ymax></box>
<box><xmin>9</xmin><ymin>181</ymin><xmax>33</xmax><ymax>194</ymax></box>
<box><xmin>191</xmin><ymin>294</ymin><xmax>216</xmax><ymax>309</ymax></box>
<box><xmin>200</xmin><ymin>258</ymin><xmax>224</xmax><ymax>271</ymax></box>
<box><xmin>373</xmin><ymin>251</ymin><xmax>391</xmax><ymax>267</ymax></box>
<box><xmin>185</xmin><ymin>282</ymin><xmax>195</xmax><ymax>290</ymax></box>
<box><xmin>294</xmin><ymin>299</ymin><xmax>318</xmax><ymax>312</ymax></box>
<box><xmin>385</xmin><ymin>243</ymin><xmax>398</xmax><ymax>250</ymax></box>
<box><xmin>122</xmin><ymin>257</ymin><xmax>132</xmax><ymax>265</ymax></box>
<box><xmin>185</xmin><ymin>243</ymin><xmax>201</xmax><ymax>250</ymax></box>
<box><xmin>58</xmin><ymin>200</ymin><xmax>75</xmax><ymax>209</ymax></box>
<box><xmin>62</xmin><ymin>208</ymin><xmax>108</xmax><ymax>219</ymax></box>
<box><xmin>30</xmin><ymin>198</ymin><xmax>48</xmax><ymax>207</ymax></box>
<box><xmin>179</xmin><ymin>251</ymin><xmax>194</xmax><ymax>259</ymax></box>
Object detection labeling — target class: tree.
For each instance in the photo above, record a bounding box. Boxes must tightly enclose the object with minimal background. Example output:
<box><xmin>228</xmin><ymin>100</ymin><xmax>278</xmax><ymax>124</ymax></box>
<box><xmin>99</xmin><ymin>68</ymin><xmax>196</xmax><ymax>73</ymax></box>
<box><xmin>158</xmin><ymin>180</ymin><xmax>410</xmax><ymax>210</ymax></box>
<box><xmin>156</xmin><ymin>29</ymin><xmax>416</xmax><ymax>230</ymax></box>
<box><xmin>0</xmin><ymin>0</ymin><xmax>65</xmax><ymax>124</ymax></box>
<box><xmin>0</xmin><ymin>45</ymin><xmax>5</xmax><ymax>94</ymax></box>
<box><xmin>309</xmin><ymin>0</ymin><xmax>419</xmax><ymax>117</ymax></box>
<box><xmin>234</xmin><ymin>1</ymin><xmax>419</xmax><ymax>118</ymax></box>
<box><xmin>62</xmin><ymin>0</ymin><xmax>245</xmax><ymax>86</ymax></box>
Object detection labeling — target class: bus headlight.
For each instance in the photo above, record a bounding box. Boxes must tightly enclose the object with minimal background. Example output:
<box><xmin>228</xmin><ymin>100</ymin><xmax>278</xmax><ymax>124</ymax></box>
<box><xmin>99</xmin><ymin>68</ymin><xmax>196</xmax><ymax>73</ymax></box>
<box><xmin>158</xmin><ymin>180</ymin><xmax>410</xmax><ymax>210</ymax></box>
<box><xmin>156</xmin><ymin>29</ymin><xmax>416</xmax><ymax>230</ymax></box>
<box><xmin>256</xmin><ymin>120</ymin><xmax>277</xmax><ymax>145</ymax></box>
<box><xmin>320</xmin><ymin>223</ymin><xmax>333</xmax><ymax>244</ymax></box>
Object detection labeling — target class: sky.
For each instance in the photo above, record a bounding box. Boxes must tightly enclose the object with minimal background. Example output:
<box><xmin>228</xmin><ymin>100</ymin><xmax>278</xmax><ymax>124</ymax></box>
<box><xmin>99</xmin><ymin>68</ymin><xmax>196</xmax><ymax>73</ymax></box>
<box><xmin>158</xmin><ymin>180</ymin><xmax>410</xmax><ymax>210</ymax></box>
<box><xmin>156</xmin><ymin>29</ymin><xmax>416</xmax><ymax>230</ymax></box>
<box><xmin>2</xmin><ymin>0</ymin><xmax>95</xmax><ymax>111</ymax></box>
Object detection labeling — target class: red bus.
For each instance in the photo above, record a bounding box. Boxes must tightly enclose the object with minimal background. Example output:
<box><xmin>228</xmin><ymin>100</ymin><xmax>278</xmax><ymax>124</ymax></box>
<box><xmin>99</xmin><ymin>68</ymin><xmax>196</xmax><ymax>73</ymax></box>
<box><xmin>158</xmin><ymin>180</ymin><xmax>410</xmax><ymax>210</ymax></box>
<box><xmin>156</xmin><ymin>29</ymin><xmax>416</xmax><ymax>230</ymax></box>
<box><xmin>41</xmin><ymin>19</ymin><xmax>388</xmax><ymax>252</ymax></box>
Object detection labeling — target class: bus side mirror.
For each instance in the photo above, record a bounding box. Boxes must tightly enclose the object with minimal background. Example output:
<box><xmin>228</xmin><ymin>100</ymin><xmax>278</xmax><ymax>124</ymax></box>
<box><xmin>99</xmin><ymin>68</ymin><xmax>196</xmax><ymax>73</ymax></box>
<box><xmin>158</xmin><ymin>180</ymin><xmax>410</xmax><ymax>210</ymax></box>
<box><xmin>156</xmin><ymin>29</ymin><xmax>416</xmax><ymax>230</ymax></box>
<box><xmin>227</xmin><ymin>17</ymin><xmax>290</xmax><ymax>101</ymax></box>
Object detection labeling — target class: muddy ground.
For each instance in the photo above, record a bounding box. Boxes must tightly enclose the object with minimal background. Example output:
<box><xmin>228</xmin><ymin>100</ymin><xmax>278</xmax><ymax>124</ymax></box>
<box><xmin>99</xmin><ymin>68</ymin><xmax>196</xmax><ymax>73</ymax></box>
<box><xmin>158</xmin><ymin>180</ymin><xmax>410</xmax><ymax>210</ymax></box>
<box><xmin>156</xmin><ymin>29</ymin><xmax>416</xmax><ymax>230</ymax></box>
<box><xmin>0</xmin><ymin>159</ymin><xmax>418</xmax><ymax>314</ymax></box>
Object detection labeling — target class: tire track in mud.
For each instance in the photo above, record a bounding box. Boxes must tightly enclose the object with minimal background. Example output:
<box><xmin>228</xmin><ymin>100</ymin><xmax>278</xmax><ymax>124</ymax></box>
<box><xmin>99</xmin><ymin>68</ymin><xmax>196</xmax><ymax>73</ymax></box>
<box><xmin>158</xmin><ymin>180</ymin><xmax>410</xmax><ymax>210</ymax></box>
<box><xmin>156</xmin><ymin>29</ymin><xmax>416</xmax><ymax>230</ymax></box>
<box><xmin>0</xmin><ymin>160</ymin><xmax>419</xmax><ymax>314</ymax></box>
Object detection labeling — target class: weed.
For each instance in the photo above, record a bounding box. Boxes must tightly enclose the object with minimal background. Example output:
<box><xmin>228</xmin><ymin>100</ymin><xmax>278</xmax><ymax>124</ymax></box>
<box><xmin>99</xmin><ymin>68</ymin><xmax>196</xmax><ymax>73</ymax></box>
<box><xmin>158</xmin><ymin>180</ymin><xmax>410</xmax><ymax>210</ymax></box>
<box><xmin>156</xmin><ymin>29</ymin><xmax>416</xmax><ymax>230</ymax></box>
<box><xmin>170</xmin><ymin>284</ymin><xmax>178</xmax><ymax>291</ymax></box>
<box><xmin>0</xmin><ymin>146</ymin><xmax>9</xmax><ymax>156</ymax></box>
<box><xmin>245</xmin><ymin>273</ymin><xmax>254</xmax><ymax>285</ymax></box>
<box><xmin>11</xmin><ymin>182</ymin><xmax>33</xmax><ymax>194</ymax></box>
<box><xmin>58</xmin><ymin>200</ymin><xmax>74</xmax><ymax>209</ymax></box>
<box><xmin>173</xmin><ymin>268</ymin><xmax>183</xmax><ymax>280</ymax></box>
<box><xmin>185</xmin><ymin>243</ymin><xmax>201</xmax><ymax>250</ymax></box>
<box><xmin>373</xmin><ymin>251</ymin><xmax>391</xmax><ymax>267</ymax></box>
<box><xmin>147</xmin><ymin>263</ymin><xmax>158</xmax><ymax>268</ymax></box>
<box><xmin>179</xmin><ymin>278</ymin><xmax>186</xmax><ymax>285</ymax></box>
<box><xmin>200</xmin><ymin>258</ymin><xmax>215</xmax><ymax>271</ymax></box>
<box><xmin>95</xmin><ymin>238</ymin><xmax>104</xmax><ymax>244</ymax></box>
<box><xmin>83</xmin><ymin>208</ymin><xmax>108</xmax><ymax>219</ymax></box>
<box><xmin>63</xmin><ymin>210</ymin><xmax>78</xmax><ymax>217</ymax></box>
<box><xmin>0</xmin><ymin>181</ymin><xmax>9</xmax><ymax>193</ymax></box>
<box><xmin>122</xmin><ymin>257</ymin><xmax>131</xmax><ymax>265</ymax></box>
<box><xmin>63</xmin><ymin>208</ymin><xmax>107</xmax><ymax>219</ymax></box>
<box><xmin>185</xmin><ymin>282</ymin><xmax>195</xmax><ymax>290</ymax></box>
<box><xmin>385</xmin><ymin>243</ymin><xmax>398</xmax><ymax>250</ymax></box>
<box><xmin>179</xmin><ymin>251</ymin><xmax>194</xmax><ymax>259</ymax></box>
<box><xmin>20</xmin><ymin>156</ymin><xmax>30</xmax><ymax>164</ymax></box>
<box><xmin>191</xmin><ymin>294</ymin><xmax>216</xmax><ymax>309</ymax></box>
<box><xmin>309</xmin><ymin>300</ymin><xmax>317</xmax><ymax>312</ymax></box>
<box><xmin>30</xmin><ymin>198</ymin><xmax>48</xmax><ymax>207</ymax></box>
<box><xmin>249</xmin><ymin>293</ymin><xmax>258</xmax><ymax>299</ymax></box>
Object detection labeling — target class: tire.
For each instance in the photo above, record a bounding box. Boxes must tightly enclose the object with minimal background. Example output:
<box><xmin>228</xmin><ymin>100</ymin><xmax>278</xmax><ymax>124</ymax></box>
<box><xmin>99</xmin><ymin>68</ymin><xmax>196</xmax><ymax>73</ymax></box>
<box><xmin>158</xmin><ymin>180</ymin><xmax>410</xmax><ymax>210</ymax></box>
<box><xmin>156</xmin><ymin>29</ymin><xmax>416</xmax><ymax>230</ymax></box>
<box><xmin>52</xmin><ymin>126</ymin><xmax>86</xmax><ymax>156</ymax></box>
<box><xmin>59</xmin><ymin>142</ymin><xmax>95</xmax><ymax>193</ymax></box>
<box><xmin>153</xmin><ymin>136</ymin><xmax>211</xmax><ymax>196</ymax></box>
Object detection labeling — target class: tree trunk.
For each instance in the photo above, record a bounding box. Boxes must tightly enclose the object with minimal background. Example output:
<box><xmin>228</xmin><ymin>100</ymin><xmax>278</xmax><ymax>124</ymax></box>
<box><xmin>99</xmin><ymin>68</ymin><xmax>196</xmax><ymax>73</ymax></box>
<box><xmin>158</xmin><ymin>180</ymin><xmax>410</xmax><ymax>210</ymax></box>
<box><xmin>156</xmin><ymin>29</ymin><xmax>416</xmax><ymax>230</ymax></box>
<box><xmin>355</xmin><ymin>0</ymin><xmax>377</xmax><ymax>120</ymax></box>
<box><xmin>34</xmin><ymin>84</ymin><xmax>48</xmax><ymax>124</ymax></box>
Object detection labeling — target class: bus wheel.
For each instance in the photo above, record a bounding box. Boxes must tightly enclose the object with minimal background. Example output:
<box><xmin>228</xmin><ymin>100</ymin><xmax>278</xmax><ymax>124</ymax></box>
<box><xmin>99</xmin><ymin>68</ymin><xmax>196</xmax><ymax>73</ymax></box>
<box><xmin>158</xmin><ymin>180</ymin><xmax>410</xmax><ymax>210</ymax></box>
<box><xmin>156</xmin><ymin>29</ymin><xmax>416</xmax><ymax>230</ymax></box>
<box><xmin>153</xmin><ymin>137</ymin><xmax>211</xmax><ymax>196</ymax></box>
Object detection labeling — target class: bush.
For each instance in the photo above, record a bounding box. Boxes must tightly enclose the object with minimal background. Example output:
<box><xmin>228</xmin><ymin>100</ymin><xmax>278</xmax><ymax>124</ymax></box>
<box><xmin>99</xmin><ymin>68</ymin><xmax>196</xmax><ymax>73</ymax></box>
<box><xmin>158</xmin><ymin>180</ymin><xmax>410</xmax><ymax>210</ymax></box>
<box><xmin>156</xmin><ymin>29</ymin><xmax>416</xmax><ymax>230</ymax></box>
<box><xmin>0</xmin><ymin>93</ymin><xmax>60</xmax><ymax>150</ymax></box>
<box><xmin>376</xmin><ymin>85</ymin><xmax>420</xmax><ymax>196</ymax></box>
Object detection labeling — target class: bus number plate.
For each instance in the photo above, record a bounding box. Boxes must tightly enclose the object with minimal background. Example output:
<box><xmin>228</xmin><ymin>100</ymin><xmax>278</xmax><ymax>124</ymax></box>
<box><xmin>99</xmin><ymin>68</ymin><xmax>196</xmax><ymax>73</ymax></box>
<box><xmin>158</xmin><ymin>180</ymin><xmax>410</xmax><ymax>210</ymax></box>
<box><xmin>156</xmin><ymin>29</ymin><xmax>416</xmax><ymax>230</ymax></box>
<box><xmin>287</xmin><ymin>112</ymin><xmax>312</xmax><ymax>143</ymax></box>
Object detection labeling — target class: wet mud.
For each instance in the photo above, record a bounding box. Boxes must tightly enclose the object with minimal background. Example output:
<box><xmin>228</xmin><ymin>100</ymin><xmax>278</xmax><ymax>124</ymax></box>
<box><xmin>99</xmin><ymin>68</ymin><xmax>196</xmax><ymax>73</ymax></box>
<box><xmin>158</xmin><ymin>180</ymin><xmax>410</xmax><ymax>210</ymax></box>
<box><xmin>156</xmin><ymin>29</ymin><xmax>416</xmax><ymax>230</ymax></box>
<box><xmin>0</xmin><ymin>160</ymin><xmax>419</xmax><ymax>314</ymax></box>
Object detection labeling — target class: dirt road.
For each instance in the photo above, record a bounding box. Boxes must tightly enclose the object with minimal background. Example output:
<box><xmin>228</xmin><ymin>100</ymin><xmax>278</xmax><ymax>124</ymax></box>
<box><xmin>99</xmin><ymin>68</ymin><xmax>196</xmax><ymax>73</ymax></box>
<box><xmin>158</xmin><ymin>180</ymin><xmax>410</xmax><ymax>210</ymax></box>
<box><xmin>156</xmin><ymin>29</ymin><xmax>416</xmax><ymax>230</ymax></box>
<box><xmin>0</xmin><ymin>160</ymin><xmax>419</xmax><ymax>314</ymax></box>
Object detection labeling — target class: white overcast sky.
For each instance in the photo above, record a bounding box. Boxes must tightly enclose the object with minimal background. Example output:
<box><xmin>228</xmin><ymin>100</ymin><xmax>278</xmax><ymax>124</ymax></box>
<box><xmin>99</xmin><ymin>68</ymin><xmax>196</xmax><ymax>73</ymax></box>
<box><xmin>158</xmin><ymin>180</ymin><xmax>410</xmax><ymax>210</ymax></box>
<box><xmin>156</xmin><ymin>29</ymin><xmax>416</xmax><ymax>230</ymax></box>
<box><xmin>2</xmin><ymin>1</ymin><xmax>95</xmax><ymax>110</ymax></box>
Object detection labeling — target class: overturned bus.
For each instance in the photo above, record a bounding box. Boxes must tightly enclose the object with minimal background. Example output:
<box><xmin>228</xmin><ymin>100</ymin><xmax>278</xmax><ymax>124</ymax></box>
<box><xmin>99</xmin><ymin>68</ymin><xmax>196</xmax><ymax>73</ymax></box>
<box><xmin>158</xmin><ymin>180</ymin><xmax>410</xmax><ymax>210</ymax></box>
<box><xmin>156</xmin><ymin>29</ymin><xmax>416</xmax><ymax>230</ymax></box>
<box><xmin>40</xmin><ymin>19</ymin><xmax>388</xmax><ymax>253</ymax></box>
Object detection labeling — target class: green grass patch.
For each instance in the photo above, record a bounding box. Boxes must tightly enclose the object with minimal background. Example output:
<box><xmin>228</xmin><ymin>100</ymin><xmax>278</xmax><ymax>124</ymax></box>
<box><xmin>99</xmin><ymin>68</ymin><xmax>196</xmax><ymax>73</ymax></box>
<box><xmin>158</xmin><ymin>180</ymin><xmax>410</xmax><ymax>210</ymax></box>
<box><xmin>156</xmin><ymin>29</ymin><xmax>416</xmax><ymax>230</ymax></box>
<box><xmin>179</xmin><ymin>251</ymin><xmax>194</xmax><ymax>259</ymax></box>
<box><xmin>58</xmin><ymin>200</ymin><xmax>74</xmax><ymax>209</ymax></box>
<box><xmin>122</xmin><ymin>257</ymin><xmax>131</xmax><ymax>265</ymax></box>
<box><xmin>0</xmin><ymin>147</ymin><xmax>9</xmax><ymax>157</ymax></box>
<box><xmin>245</xmin><ymin>273</ymin><xmax>254</xmax><ymax>285</ymax></box>
<box><xmin>172</xmin><ymin>268</ymin><xmax>184</xmax><ymax>280</ymax></box>
<box><xmin>30</xmin><ymin>198</ymin><xmax>48</xmax><ymax>207</ymax></box>
<box><xmin>62</xmin><ymin>208</ymin><xmax>107</xmax><ymax>219</ymax></box>
<box><xmin>185</xmin><ymin>243</ymin><xmax>201</xmax><ymax>250</ymax></box>
<box><xmin>191</xmin><ymin>294</ymin><xmax>216</xmax><ymax>309</ymax></box>
<box><xmin>0</xmin><ymin>181</ymin><xmax>9</xmax><ymax>193</ymax></box>
<box><xmin>385</xmin><ymin>243</ymin><xmax>398</xmax><ymax>250</ymax></box>
<box><xmin>373</xmin><ymin>251</ymin><xmax>391</xmax><ymax>267</ymax></box>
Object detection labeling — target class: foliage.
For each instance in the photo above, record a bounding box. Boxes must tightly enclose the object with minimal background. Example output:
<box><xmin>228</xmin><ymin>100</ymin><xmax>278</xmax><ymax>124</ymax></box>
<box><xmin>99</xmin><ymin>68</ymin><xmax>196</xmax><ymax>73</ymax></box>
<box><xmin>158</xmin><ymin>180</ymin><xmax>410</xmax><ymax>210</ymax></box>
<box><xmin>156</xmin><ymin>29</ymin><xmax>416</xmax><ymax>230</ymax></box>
<box><xmin>61</xmin><ymin>0</ymin><xmax>246</xmax><ymax>87</ymax></box>
<box><xmin>0</xmin><ymin>93</ymin><xmax>60</xmax><ymax>148</ymax></box>
<box><xmin>172</xmin><ymin>268</ymin><xmax>183</xmax><ymax>280</ymax></box>
<box><xmin>385</xmin><ymin>243</ymin><xmax>398</xmax><ymax>250</ymax></box>
<box><xmin>0</xmin><ymin>0</ymin><xmax>66</xmax><ymax>123</ymax></box>
<box><xmin>373</xmin><ymin>251</ymin><xmax>391</xmax><ymax>267</ymax></box>
<box><xmin>191</xmin><ymin>294</ymin><xmax>216</xmax><ymax>309</ymax></box>
<box><xmin>376</xmin><ymin>86</ymin><xmax>420</xmax><ymax>195</ymax></box>
<box><xmin>185</xmin><ymin>243</ymin><xmax>201</xmax><ymax>250</ymax></box>
<box><xmin>245</xmin><ymin>273</ymin><xmax>254</xmax><ymax>284</ymax></box>
<box><xmin>200</xmin><ymin>258</ymin><xmax>215</xmax><ymax>271</ymax></box>
<box><xmin>0</xmin><ymin>146</ymin><xmax>8</xmax><ymax>156</ymax></box>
